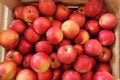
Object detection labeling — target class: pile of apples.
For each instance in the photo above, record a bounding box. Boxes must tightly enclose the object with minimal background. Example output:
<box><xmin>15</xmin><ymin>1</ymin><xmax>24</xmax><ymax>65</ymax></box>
<box><xmin>0</xmin><ymin>0</ymin><xmax>118</xmax><ymax>80</ymax></box>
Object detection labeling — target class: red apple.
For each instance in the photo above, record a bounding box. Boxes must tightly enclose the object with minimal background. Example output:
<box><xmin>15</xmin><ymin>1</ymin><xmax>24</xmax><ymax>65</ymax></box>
<box><xmin>73</xmin><ymin>44</ymin><xmax>84</xmax><ymax>55</ymax></box>
<box><xmin>38</xmin><ymin>0</ymin><xmax>56</xmax><ymax>16</ymax></box>
<box><xmin>22</xmin><ymin>5</ymin><xmax>39</xmax><ymax>23</ymax></box>
<box><xmin>52</xmin><ymin>69</ymin><xmax>62</xmax><ymax>80</ymax></box>
<box><xmin>51</xmin><ymin>20</ymin><xmax>62</xmax><ymax>28</ymax></box>
<box><xmin>84</xmin><ymin>39</ymin><xmax>102</xmax><ymax>56</ymax></box>
<box><xmin>16</xmin><ymin>69</ymin><xmax>37</xmax><ymax>80</ymax></box>
<box><xmin>0</xmin><ymin>29</ymin><xmax>19</xmax><ymax>49</ymax></box>
<box><xmin>30</xmin><ymin>52</ymin><xmax>50</xmax><ymax>73</ymax></box>
<box><xmin>61</xmin><ymin>20</ymin><xmax>80</xmax><ymax>39</ymax></box>
<box><xmin>62</xmin><ymin>64</ymin><xmax>72</xmax><ymax>71</ymax></box>
<box><xmin>58</xmin><ymin>39</ymin><xmax>71</xmax><ymax>46</ymax></box>
<box><xmin>77</xmin><ymin>5</ymin><xmax>85</xmax><ymax>15</ymax></box>
<box><xmin>33</xmin><ymin>17</ymin><xmax>51</xmax><ymax>34</ymax></box>
<box><xmin>4</xmin><ymin>50</ymin><xmax>23</xmax><ymax>66</ymax></box>
<box><xmin>99</xmin><ymin>13</ymin><xmax>118</xmax><ymax>29</ymax></box>
<box><xmin>73</xmin><ymin>54</ymin><xmax>92</xmax><ymax>73</ymax></box>
<box><xmin>46</xmin><ymin>27</ymin><xmax>63</xmax><ymax>45</ymax></box>
<box><xmin>62</xmin><ymin>70</ymin><xmax>81</xmax><ymax>80</ymax></box>
<box><xmin>55</xmin><ymin>4</ymin><xmax>71</xmax><ymax>21</ymax></box>
<box><xmin>81</xmin><ymin>71</ymin><xmax>94</xmax><ymax>80</ymax></box>
<box><xmin>57</xmin><ymin>44</ymin><xmax>77</xmax><ymax>64</ymax></box>
<box><xmin>90</xmin><ymin>57</ymin><xmax>96</xmax><ymax>68</ymax></box>
<box><xmin>98</xmin><ymin>30</ymin><xmax>115</xmax><ymax>46</ymax></box>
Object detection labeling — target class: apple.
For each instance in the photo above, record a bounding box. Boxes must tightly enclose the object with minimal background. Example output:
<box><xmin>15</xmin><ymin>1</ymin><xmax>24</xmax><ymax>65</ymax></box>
<box><xmin>58</xmin><ymin>39</ymin><xmax>71</xmax><ymax>46</ymax></box>
<box><xmin>99</xmin><ymin>13</ymin><xmax>118</xmax><ymax>29</ymax></box>
<box><xmin>0</xmin><ymin>29</ymin><xmax>19</xmax><ymax>49</ymax></box>
<box><xmin>37</xmin><ymin>69</ymin><xmax>53</xmax><ymax>80</ymax></box>
<box><xmin>73</xmin><ymin>44</ymin><xmax>84</xmax><ymax>55</ymax></box>
<box><xmin>96</xmin><ymin>47</ymin><xmax>112</xmax><ymax>62</ymax></box>
<box><xmin>98</xmin><ymin>30</ymin><xmax>115</xmax><ymax>46</ymax></box>
<box><xmin>38</xmin><ymin>0</ymin><xmax>56</xmax><ymax>16</ymax></box>
<box><xmin>90</xmin><ymin>57</ymin><xmax>96</xmax><ymax>68</ymax></box>
<box><xmin>0</xmin><ymin>61</ymin><xmax>17</xmax><ymax>80</ymax></box>
<box><xmin>51</xmin><ymin>20</ymin><xmax>62</xmax><ymax>28</ymax></box>
<box><xmin>52</xmin><ymin>69</ymin><xmax>62</xmax><ymax>80</ymax></box>
<box><xmin>57</xmin><ymin>44</ymin><xmax>77</xmax><ymax>64</ymax></box>
<box><xmin>84</xmin><ymin>19</ymin><xmax>100</xmax><ymax>35</ymax></box>
<box><xmin>73</xmin><ymin>29</ymin><xmax>90</xmax><ymax>45</ymax></box>
<box><xmin>62</xmin><ymin>70</ymin><xmax>81</xmax><ymax>80</ymax></box>
<box><xmin>9</xmin><ymin>19</ymin><xmax>27</xmax><ymax>35</ymax></box>
<box><xmin>55</xmin><ymin>4</ymin><xmax>71</xmax><ymax>21</ymax></box>
<box><xmin>77</xmin><ymin>5</ymin><xmax>85</xmax><ymax>15</ymax></box>
<box><xmin>62</xmin><ymin>64</ymin><xmax>72</xmax><ymax>71</ymax></box>
<box><xmin>47</xmin><ymin>16</ymin><xmax>54</xmax><ymax>22</ymax></box>
<box><xmin>22</xmin><ymin>5</ymin><xmax>39</xmax><ymax>23</ymax></box>
<box><xmin>30</xmin><ymin>52</ymin><xmax>50</xmax><ymax>73</ymax></box>
<box><xmin>24</xmin><ymin>27</ymin><xmax>40</xmax><ymax>44</ymax></box>
<box><xmin>73</xmin><ymin>54</ymin><xmax>92</xmax><ymax>73</ymax></box>
<box><xmin>49</xmin><ymin>52</ymin><xmax>61</xmax><ymax>69</ymax></box>
<box><xmin>69</xmin><ymin>12</ymin><xmax>85</xmax><ymax>27</ymax></box>
<box><xmin>84</xmin><ymin>39</ymin><xmax>102</xmax><ymax>56</ymax></box>
<box><xmin>46</xmin><ymin>27</ymin><xmax>63</xmax><ymax>45</ymax></box>
<box><xmin>16</xmin><ymin>69</ymin><xmax>37</xmax><ymax>80</ymax></box>
<box><xmin>61</xmin><ymin>20</ymin><xmax>80</xmax><ymax>39</ymax></box>
<box><xmin>93</xmin><ymin>71</ymin><xmax>113</xmax><ymax>80</ymax></box>
<box><xmin>33</xmin><ymin>17</ymin><xmax>51</xmax><ymax>34</ymax></box>
<box><xmin>81</xmin><ymin>71</ymin><xmax>94</xmax><ymax>80</ymax></box>
<box><xmin>4</xmin><ymin>50</ymin><xmax>23</xmax><ymax>66</ymax></box>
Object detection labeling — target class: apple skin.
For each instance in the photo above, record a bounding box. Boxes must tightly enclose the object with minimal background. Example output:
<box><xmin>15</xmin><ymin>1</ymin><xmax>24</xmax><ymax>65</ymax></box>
<box><xmin>52</xmin><ymin>69</ymin><xmax>62</xmax><ymax>80</ymax></box>
<box><xmin>38</xmin><ymin>0</ymin><xmax>56</xmax><ymax>16</ymax></box>
<box><xmin>30</xmin><ymin>52</ymin><xmax>50</xmax><ymax>73</ymax></box>
<box><xmin>93</xmin><ymin>71</ymin><xmax>113</xmax><ymax>80</ymax></box>
<box><xmin>55</xmin><ymin>4</ymin><xmax>71</xmax><ymax>21</ymax></box>
<box><xmin>49</xmin><ymin>52</ymin><xmax>61</xmax><ymax>69</ymax></box>
<box><xmin>37</xmin><ymin>69</ymin><xmax>53</xmax><ymax>80</ymax></box>
<box><xmin>81</xmin><ymin>71</ymin><xmax>94</xmax><ymax>80</ymax></box>
<box><xmin>90</xmin><ymin>57</ymin><xmax>96</xmax><ymax>68</ymax></box>
<box><xmin>73</xmin><ymin>54</ymin><xmax>92</xmax><ymax>73</ymax></box>
<box><xmin>51</xmin><ymin>20</ymin><xmax>62</xmax><ymax>28</ymax></box>
<box><xmin>61</xmin><ymin>20</ymin><xmax>80</xmax><ymax>39</ymax></box>
<box><xmin>22</xmin><ymin>5</ymin><xmax>39</xmax><ymax>23</ymax></box>
<box><xmin>62</xmin><ymin>70</ymin><xmax>81</xmax><ymax>80</ymax></box>
<box><xmin>62</xmin><ymin>64</ymin><xmax>72</xmax><ymax>71</ymax></box>
<box><xmin>84</xmin><ymin>39</ymin><xmax>102</xmax><ymax>56</ymax></box>
<box><xmin>77</xmin><ymin>5</ymin><xmax>85</xmax><ymax>15</ymax></box>
<box><xmin>9</xmin><ymin>19</ymin><xmax>27</xmax><ymax>35</ymax></box>
<box><xmin>98</xmin><ymin>30</ymin><xmax>115</xmax><ymax>46</ymax></box>
<box><xmin>95</xmin><ymin>47</ymin><xmax>112</xmax><ymax>62</ymax></box>
<box><xmin>57</xmin><ymin>44</ymin><xmax>77</xmax><ymax>64</ymax></box>
<box><xmin>84</xmin><ymin>19</ymin><xmax>100</xmax><ymax>35</ymax></box>
<box><xmin>24</xmin><ymin>27</ymin><xmax>40</xmax><ymax>44</ymax></box>
<box><xmin>73</xmin><ymin>44</ymin><xmax>84</xmax><ymax>55</ymax></box>
<box><xmin>46</xmin><ymin>27</ymin><xmax>63</xmax><ymax>45</ymax></box>
<box><xmin>69</xmin><ymin>12</ymin><xmax>85</xmax><ymax>27</ymax></box>
<box><xmin>0</xmin><ymin>61</ymin><xmax>17</xmax><ymax>80</ymax></box>
<box><xmin>0</xmin><ymin>29</ymin><xmax>19</xmax><ymax>49</ymax></box>
<box><xmin>58</xmin><ymin>39</ymin><xmax>71</xmax><ymax>46</ymax></box>
<box><xmin>4</xmin><ymin>50</ymin><xmax>23</xmax><ymax>66</ymax></box>
<box><xmin>33</xmin><ymin>17</ymin><xmax>51</xmax><ymax>34</ymax></box>
<box><xmin>16</xmin><ymin>69</ymin><xmax>37</xmax><ymax>80</ymax></box>
<box><xmin>73</xmin><ymin>29</ymin><xmax>90</xmax><ymax>45</ymax></box>
<box><xmin>99</xmin><ymin>13</ymin><xmax>118</xmax><ymax>29</ymax></box>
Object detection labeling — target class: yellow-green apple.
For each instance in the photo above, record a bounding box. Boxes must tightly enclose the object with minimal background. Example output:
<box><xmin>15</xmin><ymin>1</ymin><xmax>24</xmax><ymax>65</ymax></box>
<box><xmin>17</xmin><ymin>38</ymin><xmax>33</xmax><ymax>55</ymax></box>
<box><xmin>49</xmin><ymin>52</ymin><xmax>61</xmax><ymax>69</ymax></box>
<box><xmin>14</xmin><ymin>5</ymin><xmax>24</xmax><ymax>19</ymax></box>
<box><xmin>93</xmin><ymin>71</ymin><xmax>113</xmax><ymax>80</ymax></box>
<box><xmin>46</xmin><ymin>27</ymin><xmax>63</xmax><ymax>45</ymax></box>
<box><xmin>0</xmin><ymin>29</ymin><xmax>19</xmax><ymax>49</ymax></box>
<box><xmin>30</xmin><ymin>52</ymin><xmax>50</xmax><ymax>73</ymax></box>
<box><xmin>73</xmin><ymin>29</ymin><xmax>90</xmax><ymax>45</ymax></box>
<box><xmin>37</xmin><ymin>69</ymin><xmax>53</xmax><ymax>80</ymax></box>
<box><xmin>85</xmin><ymin>0</ymin><xmax>103</xmax><ymax>17</ymax></box>
<box><xmin>84</xmin><ymin>39</ymin><xmax>102</xmax><ymax>56</ymax></box>
<box><xmin>57</xmin><ymin>45</ymin><xmax>77</xmax><ymax>64</ymax></box>
<box><xmin>77</xmin><ymin>5</ymin><xmax>85</xmax><ymax>15</ymax></box>
<box><xmin>69</xmin><ymin>12</ymin><xmax>85</xmax><ymax>27</ymax></box>
<box><xmin>62</xmin><ymin>70</ymin><xmax>81</xmax><ymax>80</ymax></box>
<box><xmin>33</xmin><ymin>17</ymin><xmax>51</xmax><ymax>34</ymax></box>
<box><xmin>4</xmin><ymin>50</ymin><xmax>23</xmax><ymax>66</ymax></box>
<box><xmin>84</xmin><ymin>19</ymin><xmax>100</xmax><ymax>35</ymax></box>
<box><xmin>22</xmin><ymin>5</ymin><xmax>39</xmax><ymax>23</ymax></box>
<box><xmin>61</xmin><ymin>20</ymin><xmax>80</xmax><ymax>39</ymax></box>
<box><xmin>0</xmin><ymin>61</ymin><xmax>17</xmax><ymax>80</ymax></box>
<box><xmin>16</xmin><ymin>69</ymin><xmax>37</xmax><ymax>80</ymax></box>
<box><xmin>52</xmin><ymin>69</ymin><xmax>62</xmax><ymax>80</ymax></box>
<box><xmin>35</xmin><ymin>41</ymin><xmax>53</xmax><ymax>54</ymax></box>
<box><xmin>24</xmin><ymin>27</ymin><xmax>40</xmax><ymax>44</ymax></box>
<box><xmin>55</xmin><ymin>4</ymin><xmax>71</xmax><ymax>21</ymax></box>
<box><xmin>23</xmin><ymin>54</ymin><xmax>34</xmax><ymax>68</ymax></box>
<box><xmin>38</xmin><ymin>0</ymin><xmax>56</xmax><ymax>16</ymax></box>
<box><xmin>62</xmin><ymin>64</ymin><xmax>72</xmax><ymax>71</ymax></box>
<box><xmin>73</xmin><ymin>54</ymin><xmax>92</xmax><ymax>73</ymax></box>
<box><xmin>99</xmin><ymin>13</ymin><xmax>118</xmax><ymax>29</ymax></box>
<box><xmin>51</xmin><ymin>20</ymin><xmax>62</xmax><ymax>28</ymax></box>
<box><xmin>73</xmin><ymin>44</ymin><xmax>84</xmax><ymax>55</ymax></box>
<box><xmin>81</xmin><ymin>71</ymin><xmax>94</xmax><ymax>80</ymax></box>
<box><xmin>96</xmin><ymin>47</ymin><xmax>112</xmax><ymax>62</ymax></box>
<box><xmin>9</xmin><ymin>19</ymin><xmax>27</xmax><ymax>35</ymax></box>
<box><xmin>98</xmin><ymin>30</ymin><xmax>115</xmax><ymax>46</ymax></box>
